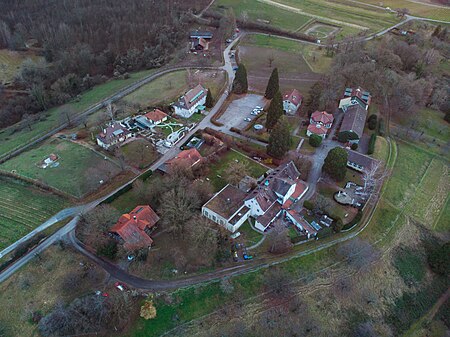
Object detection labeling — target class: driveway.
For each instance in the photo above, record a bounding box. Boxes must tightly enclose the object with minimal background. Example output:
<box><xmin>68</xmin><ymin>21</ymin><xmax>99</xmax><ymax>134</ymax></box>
<box><xmin>217</xmin><ymin>94</ymin><xmax>266</xmax><ymax>131</ymax></box>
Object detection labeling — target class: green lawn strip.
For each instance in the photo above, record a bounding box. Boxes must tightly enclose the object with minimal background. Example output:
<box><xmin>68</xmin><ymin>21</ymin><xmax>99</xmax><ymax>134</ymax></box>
<box><xmin>214</xmin><ymin>0</ymin><xmax>312</xmax><ymax>31</ymax></box>
<box><xmin>207</xmin><ymin>150</ymin><xmax>268</xmax><ymax>191</ymax></box>
<box><xmin>239</xmin><ymin>221</ymin><xmax>264</xmax><ymax>246</ymax></box>
<box><xmin>0</xmin><ymin>69</ymin><xmax>155</xmax><ymax>157</ymax></box>
<box><xmin>0</xmin><ymin>139</ymin><xmax>121</xmax><ymax>197</ymax></box>
<box><xmin>373</xmin><ymin>136</ymin><xmax>389</xmax><ymax>163</ymax></box>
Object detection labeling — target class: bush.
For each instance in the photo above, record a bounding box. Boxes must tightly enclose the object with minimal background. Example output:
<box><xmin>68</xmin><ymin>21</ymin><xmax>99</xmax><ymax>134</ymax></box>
<box><xmin>378</xmin><ymin>118</ymin><xmax>385</xmax><ymax>136</ymax></box>
<box><xmin>303</xmin><ymin>200</ymin><xmax>314</xmax><ymax>210</ymax></box>
<box><xmin>350</xmin><ymin>143</ymin><xmax>358</xmax><ymax>150</ymax></box>
<box><xmin>338</xmin><ymin>131</ymin><xmax>359</xmax><ymax>143</ymax></box>
<box><xmin>368</xmin><ymin>114</ymin><xmax>377</xmax><ymax>130</ymax></box>
<box><xmin>368</xmin><ymin>133</ymin><xmax>377</xmax><ymax>155</ymax></box>
<box><xmin>97</xmin><ymin>240</ymin><xmax>118</xmax><ymax>259</ymax></box>
<box><xmin>139</xmin><ymin>169</ymin><xmax>153</xmax><ymax>181</ymax></box>
<box><xmin>309</xmin><ymin>134</ymin><xmax>322</xmax><ymax>147</ymax></box>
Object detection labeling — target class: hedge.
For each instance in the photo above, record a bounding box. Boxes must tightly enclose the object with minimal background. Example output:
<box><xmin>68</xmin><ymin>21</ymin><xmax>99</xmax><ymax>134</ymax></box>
<box><xmin>338</xmin><ymin>131</ymin><xmax>359</xmax><ymax>143</ymax></box>
<box><xmin>303</xmin><ymin>200</ymin><xmax>314</xmax><ymax>210</ymax></box>
<box><xmin>139</xmin><ymin>169</ymin><xmax>153</xmax><ymax>181</ymax></box>
<box><xmin>102</xmin><ymin>183</ymin><xmax>133</xmax><ymax>204</ymax></box>
<box><xmin>368</xmin><ymin>133</ymin><xmax>377</xmax><ymax>155</ymax></box>
<box><xmin>368</xmin><ymin>114</ymin><xmax>377</xmax><ymax>130</ymax></box>
<box><xmin>378</xmin><ymin>118</ymin><xmax>385</xmax><ymax>136</ymax></box>
<box><xmin>309</xmin><ymin>134</ymin><xmax>322</xmax><ymax>147</ymax></box>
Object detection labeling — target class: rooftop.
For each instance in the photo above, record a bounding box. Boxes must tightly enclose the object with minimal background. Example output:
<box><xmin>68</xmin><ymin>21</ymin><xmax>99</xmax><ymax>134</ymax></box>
<box><xmin>311</xmin><ymin>110</ymin><xmax>334</xmax><ymax>124</ymax></box>
<box><xmin>283</xmin><ymin>89</ymin><xmax>302</xmax><ymax>106</ymax></box>
<box><xmin>203</xmin><ymin>184</ymin><xmax>247</xmax><ymax>221</ymax></box>
<box><xmin>340</xmin><ymin>104</ymin><xmax>368</xmax><ymax>138</ymax></box>
<box><xmin>144</xmin><ymin>109</ymin><xmax>168</xmax><ymax>123</ymax></box>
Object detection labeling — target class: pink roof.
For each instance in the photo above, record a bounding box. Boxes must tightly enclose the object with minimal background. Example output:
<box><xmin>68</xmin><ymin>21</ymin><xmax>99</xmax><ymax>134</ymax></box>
<box><xmin>166</xmin><ymin>148</ymin><xmax>203</xmax><ymax>167</ymax></box>
<box><xmin>283</xmin><ymin>89</ymin><xmax>302</xmax><ymax>106</ymax></box>
<box><xmin>307</xmin><ymin>123</ymin><xmax>328</xmax><ymax>135</ymax></box>
<box><xmin>144</xmin><ymin>109</ymin><xmax>168</xmax><ymax>123</ymax></box>
<box><xmin>311</xmin><ymin>111</ymin><xmax>334</xmax><ymax>124</ymax></box>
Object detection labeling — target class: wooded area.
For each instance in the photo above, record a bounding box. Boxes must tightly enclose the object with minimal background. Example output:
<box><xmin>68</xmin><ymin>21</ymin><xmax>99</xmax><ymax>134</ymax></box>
<box><xmin>0</xmin><ymin>0</ymin><xmax>209</xmax><ymax>128</ymax></box>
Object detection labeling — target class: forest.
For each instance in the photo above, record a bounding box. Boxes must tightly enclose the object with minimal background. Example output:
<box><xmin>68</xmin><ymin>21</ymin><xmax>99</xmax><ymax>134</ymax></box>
<box><xmin>0</xmin><ymin>0</ymin><xmax>209</xmax><ymax>128</ymax></box>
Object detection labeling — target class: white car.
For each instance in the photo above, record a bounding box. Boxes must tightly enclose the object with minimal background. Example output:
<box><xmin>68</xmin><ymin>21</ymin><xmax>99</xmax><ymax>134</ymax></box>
<box><xmin>251</xmin><ymin>111</ymin><xmax>258</xmax><ymax>116</ymax></box>
<box><xmin>244</xmin><ymin>117</ymin><xmax>252</xmax><ymax>122</ymax></box>
<box><xmin>255</xmin><ymin>106</ymin><xmax>263</xmax><ymax>110</ymax></box>
<box><xmin>230</xmin><ymin>232</ymin><xmax>241</xmax><ymax>239</ymax></box>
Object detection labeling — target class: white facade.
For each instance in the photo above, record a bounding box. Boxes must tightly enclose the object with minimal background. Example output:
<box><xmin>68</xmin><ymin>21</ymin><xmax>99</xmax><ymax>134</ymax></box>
<box><xmin>283</xmin><ymin>100</ymin><xmax>300</xmax><ymax>115</ymax></box>
<box><xmin>339</xmin><ymin>97</ymin><xmax>368</xmax><ymax>112</ymax></box>
<box><xmin>174</xmin><ymin>95</ymin><xmax>206</xmax><ymax>118</ymax></box>
<box><xmin>96</xmin><ymin>132</ymin><xmax>132</xmax><ymax>150</ymax></box>
<box><xmin>202</xmin><ymin>205</ymin><xmax>250</xmax><ymax>233</ymax></box>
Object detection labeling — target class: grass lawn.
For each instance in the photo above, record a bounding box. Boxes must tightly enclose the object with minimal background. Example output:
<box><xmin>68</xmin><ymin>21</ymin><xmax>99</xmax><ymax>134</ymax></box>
<box><xmin>0</xmin><ymin>246</ymin><xmax>107</xmax><ymax>337</ymax></box>
<box><xmin>0</xmin><ymin>139</ymin><xmax>121</xmax><ymax>198</ymax></box>
<box><xmin>0</xmin><ymin>177</ymin><xmax>68</xmax><ymax>250</ymax></box>
<box><xmin>120</xmin><ymin>138</ymin><xmax>159</xmax><ymax>169</ymax></box>
<box><xmin>214</xmin><ymin>0</ymin><xmax>312</xmax><ymax>31</ymax></box>
<box><xmin>393</xmin><ymin>247</ymin><xmax>426</xmax><ymax>284</ymax></box>
<box><xmin>373</xmin><ymin>136</ymin><xmax>389</xmax><ymax>163</ymax></box>
<box><xmin>345</xmin><ymin>168</ymin><xmax>364</xmax><ymax>185</ymax></box>
<box><xmin>0</xmin><ymin>69</ymin><xmax>156</xmax><ymax>157</ymax></box>
<box><xmin>242</xmin><ymin>34</ymin><xmax>333</xmax><ymax>73</ymax></box>
<box><xmin>207</xmin><ymin>149</ymin><xmax>268</xmax><ymax>191</ymax></box>
<box><xmin>359</xmin><ymin>0</ymin><xmax>450</xmax><ymax>21</ymax></box>
<box><xmin>0</xmin><ymin>49</ymin><xmax>43</xmax><ymax>85</ymax></box>
<box><xmin>155</xmin><ymin>117</ymin><xmax>184</xmax><ymax>138</ymax></box>
<box><xmin>434</xmin><ymin>196</ymin><xmax>450</xmax><ymax>232</ymax></box>
<box><xmin>239</xmin><ymin>220</ymin><xmax>264</xmax><ymax>246</ymax></box>
<box><xmin>122</xmin><ymin>69</ymin><xmax>226</xmax><ymax>108</ymax></box>
<box><xmin>414</xmin><ymin>108</ymin><xmax>449</xmax><ymax>143</ymax></box>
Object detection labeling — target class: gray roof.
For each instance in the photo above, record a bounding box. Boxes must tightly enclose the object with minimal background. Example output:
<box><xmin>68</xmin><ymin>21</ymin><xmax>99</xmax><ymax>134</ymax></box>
<box><xmin>340</xmin><ymin>104</ymin><xmax>368</xmax><ymax>138</ymax></box>
<box><xmin>346</xmin><ymin>149</ymin><xmax>377</xmax><ymax>170</ymax></box>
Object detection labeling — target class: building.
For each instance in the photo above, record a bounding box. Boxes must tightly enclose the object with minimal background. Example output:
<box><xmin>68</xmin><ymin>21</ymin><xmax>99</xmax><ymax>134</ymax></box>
<box><xmin>285</xmin><ymin>210</ymin><xmax>318</xmax><ymax>239</ymax></box>
<box><xmin>283</xmin><ymin>89</ymin><xmax>302</xmax><ymax>115</ymax></box>
<box><xmin>190</xmin><ymin>31</ymin><xmax>213</xmax><ymax>39</ymax></box>
<box><xmin>202</xmin><ymin>185</ymin><xmax>251</xmax><ymax>233</ymax></box>
<box><xmin>159</xmin><ymin>148</ymin><xmax>203</xmax><ymax>173</ymax></box>
<box><xmin>346</xmin><ymin>149</ymin><xmax>377</xmax><ymax>172</ymax></box>
<box><xmin>144</xmin><ymin>109</ymin><xmax>168</xmax><ymax>125</ymax></box>
<box><xmin>202</xmin><ymin>161</ymin><xmax>309</xmax><ymax>233</ymax></box>
<box><xmin>96</xmin><ymin>122</ymin><xmax>132</xmax><ymax>149</ymax></box>
<box><xmin>338</xmin><ymin>104</ymin><xmax>368</xmax><ymax>144</ymax></box>
<box><xmin>173</xmin><ymin>84</ymin><xmax>207</xmax><ymax>118</ymax></box>
<box><xmin>307</xmin><ymin>110</ymin><xmax>334</xmax><ymax>139</ymax></box>
<box><xmin>339</xmin><ymin>87</ymin><xmax>371</xmax><ymax>112</ymax></box>
<box><xmin>109</xmin><ymin>205</ymin><xmax>159</xmax><ymax>251</ymax></box>
<box><xmin>191</xmin><ymin>38</ymin><xmax>208</xmax><ymax>51</ymax></box>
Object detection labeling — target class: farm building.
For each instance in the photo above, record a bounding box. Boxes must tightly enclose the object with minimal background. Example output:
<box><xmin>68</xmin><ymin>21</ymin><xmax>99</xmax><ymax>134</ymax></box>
<box><xmin>283</xmin><ymin>89</ymin><xmax>302</xmax><ymax>115</ymax></box>
<box><xmin>173</xmin><ymin>84</ymin><xmax>208</xmax><ymax>118</ymax></box>
<box><xmin>109</xmin><ymin>205</ymin><xmax>159</xmax><ymax>251</ymax></box>
<box><xmin>346</xmin><ymin>149</ymin><xmax>377</xmax><ymax>172</ymax></box>
<box><xmin>338</xmin><ymin>105</ymin><xmax>368</xmax><ymax>144</ymax></box>
<box><xmin>339</xmin><ymin>87</ymin><xmax>371</xmax><ymax>112</ymax></box>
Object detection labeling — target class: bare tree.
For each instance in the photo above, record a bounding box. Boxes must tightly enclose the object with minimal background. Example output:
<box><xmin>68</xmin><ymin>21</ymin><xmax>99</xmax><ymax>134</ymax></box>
<box><xmin>106</xmin><ymin>103</ymin><xmax>117</xmax><ymax>121</ymax></box>
<box><xmin>224</xmin><ymin>160</ymin><xmax>250</xmax><ymax>186</ymax></box>
<box><xmin>362</xmin><ymin>160</ymin><xmax>387</xmax><ymax>196</ymax></box>
<box><xmin>336</xmin><ymin>238</ymin><xmax>380</xmax><ymax>270</ymax></box>
<box><xmin>268</xmin><ymin>54</ymin><xmax>275</xmax><ymax>68</ymax></box>
<box><xmin>59</xmin><ymin>105</ymin><xmax>75</xmax><ymax>126</ymax></box>
<box><xmin>266</xmin><ymin>220</ymin><xmax>292</xmax><ymax>254</ymax></box>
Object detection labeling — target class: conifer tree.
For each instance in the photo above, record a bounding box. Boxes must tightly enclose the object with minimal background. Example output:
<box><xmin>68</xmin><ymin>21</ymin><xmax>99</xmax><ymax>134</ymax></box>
<box><xmin>205</xmin><ymin>88</ymin><xmax>214</xmax><ymax>108</ymax></box>
<box><xmin>265</xmin><ymin>91</ymin><xmax>283</xmax><ymax>130</ymax></box>
<box><xmin>322</xmin><ymin>147</ymin><xmax>348</xmax><ymax>181</ymax></box>
<box><xmin>264</xmin><ymin>67</ymin><xmax>279</xmax><ymax>99</ymax></box>
<box><xmin>267</xmin><ymin>116</ymin><xmax>291</xmax><ymax>159</ymax></box>
<box><xmin>231</xmin><ymin>64</ymin><xmax>248</xmax><ymax>94</ymax></box>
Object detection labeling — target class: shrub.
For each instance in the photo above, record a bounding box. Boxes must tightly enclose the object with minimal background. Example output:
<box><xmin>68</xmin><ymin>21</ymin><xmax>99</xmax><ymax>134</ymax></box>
<box><xmin>303</xmin><ymin>200</ymin><xmax>315</xmax><ymax>210</ymax></box>
<box><xmin>338</xmin><ymin>131</ymin><xmax>359</xmax><ymax>143</ymax></box>
<box><xmin>350</xmin><ymin>143</ymin><xmax>358</xmax><ymax>150</ymax></box>
<box><xmin>97</xmin><ymin>240</ymin><xmax>118</xmax><ymax>259</ymax></box>
<box><xmin>368</xmin><ymin>114</ymin><xmax>377</xmax><ymax>130</ymax></box>
<box><xmin>368</xmin><ymin>133</ymin><xmax>377</xmax><ymax>155</ymax></box>
<box><xmin>378</xmin><ymin>118</ymin><xmax>385</xmax><ymax>136</ymax></box>
<box><xmin>139</xmin><ymin>169</ymin><xmax>153</xmax><ymax>181</ymax></box>
<box><xmin>309</xmin><ymin>134</ymin><xmax>322</xmax><ymax>147</ymax></box>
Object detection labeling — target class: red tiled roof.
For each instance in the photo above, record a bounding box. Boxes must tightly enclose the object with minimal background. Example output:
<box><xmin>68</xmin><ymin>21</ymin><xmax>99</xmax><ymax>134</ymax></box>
<box><xmin>110</xmin><ymin>205</ymin><xmax>159</xmax><ymax>251</ymax></box>
<box><xmin>144</xmin><ymin>109</ymin><xmax>168</xmax><ymax>123</ymax></box>
<box><xmin>166</xmin><ymin>148</ymin><xmax>203</xmax><ymax>167</ymax></box>
<box><xmin>311</xmin><ymin>111</ymin><xmax>334</xmax><ymax>124</ymax></box>
<box><xmin>307</xmin><ymin>123</ymin><xmax>328</xmax><ymax>135</ymax></box>
<box><xmin>287</xmin><ymin>210</ymin><xmax>317</xmax><ymax>235</ymax></box>
<box><xmin>283</xmin><ymin>89</ymin><xmax>302</xmax><ymax>106</ymax></box>
<box><xmin>283</xmin><ymin>179</ymin><xmax>308</xmax><ymax>209</ymax></box>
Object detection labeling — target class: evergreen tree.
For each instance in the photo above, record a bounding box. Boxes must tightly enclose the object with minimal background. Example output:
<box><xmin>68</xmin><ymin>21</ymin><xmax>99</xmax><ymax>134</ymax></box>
<box><xmin>267</xmin><ymin>116</ymin><xmax>291</xmax><ymax>159</ymax></box>
<box><xmin>205</xmin><ymin>88</ymin><xmax>214</xmax><ymax>108</ymax></box>
<box><xmin>264</xmin><ymin>67</ymin><xmax>279</xmax><ymax>99</ymax></box>
<box><xmin>265</xmin><ymin>91</ymin><xmax>283</xmax><ymax>130</ymax></box>
<box><xmin>309</xmin><ymin>134</ymin><xmax>322</xmax><ymax>147</ymax></box>
<box><xmin>322</xmin><ymin>147</ymin><xmax>348</xmax><ymax>181</ymax></box>
<box><xmin>231</xmin><ymin>64</ymin><xmax>248</xmax><ymax>94</ymax></box>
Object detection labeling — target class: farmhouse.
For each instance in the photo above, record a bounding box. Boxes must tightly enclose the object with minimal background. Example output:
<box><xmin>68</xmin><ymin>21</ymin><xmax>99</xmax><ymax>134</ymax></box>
<box><xmin>190</xmin><ymin>31</ymin><xmax>213</xmax><ymax>39</ymax></box>
<box><xmin>202</xmin><ymin>185</ymin><xmax>251</xmax><ymax>233</ymax></box>
<box><xmin>346</xmin><ymin>148</ymin><xmax>377</xmax><ymax>172</ymax></box>
<box><xmin>109</xmin><ymin>205</ymin><xmax>159</xmax><ymax>251</ymax></box>
<box><xmin>159</xmin><ymin>148</ymin><xmax>203</xmax><ymax>173</ymax></box>
<box><xmin>283</xmin><ymin>89</ymin><xmax>302</xmax><ymax>115</ymax></box>
<box><xmin>191</xmin><ymin>38</ymin><xmax>208</xmax><ymax>51</ymax></box>
<box><xmin>173</xmin><ymin>84</ymin><xmax>207</xmax><ymax>118</ymax></box>
<box><xmin>339</xmin><ymin>87</ymin><xmax>371</xmax><ymax>112</ymax></box>
<box><xmin>96</xmin><ymin>122</ymin><xmax>132</xmax><ymax>149</ymax></box>
<box><xmin>338</xmin><ymin>104</ymin><xmax>368</xmax><ymax>144</ymax></box>
<box><xmin>144</xmin><ymin>109</ymin><xmax>168</xmax><ymax>125</ymax></box>
<box><xmin>307</xmin><ymin>110</ymin><xmax>334</xmax><ymax>138</ymax></box>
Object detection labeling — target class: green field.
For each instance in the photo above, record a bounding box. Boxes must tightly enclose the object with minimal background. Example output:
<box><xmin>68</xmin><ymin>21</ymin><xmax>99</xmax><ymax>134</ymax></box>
<box><xmin>360</xmin><ymin>0</ymin><xmax>450</xmax><ymax>21</ymax></box>
<box><xmin>0</xmin><ymin>139</ymin><xmax>121</xmax><ymax>198</ymax></box>
<box><xmin>242</xmin><ymin>34</ymin><xmax>332</xmax><ymax>73</ymax></box>
<box><xmin>0</xmin><ymin>69</ymin><xmax>156</xmax><ymax>158</ymax></box>
<box><xmin>0</xmin><ymin>177</ymin><xmax>68</xmax><ymax>250</ymax></box>
<box><xmin>207</xmin><ymin>149</ymin><xmax>268</xmax><ymax>191</ymax></box>
<box><xmin>414</xmin><ymin>108</ymin><xmax>449</xmax><ymax>143</ymax></box>
<box><xmin>122</xmin><ymin>69</ymin><xmax>226</xmax><ymax>108</ymax></box>
<box><xmin>215</xmin><ymin>0</ymin><xmax>400</xmax><ymax>34</ymax></box>
<box><xmin>0</xmin><ymin>49</ymin><xmax>43</xmax><ymax>85</ymax></box>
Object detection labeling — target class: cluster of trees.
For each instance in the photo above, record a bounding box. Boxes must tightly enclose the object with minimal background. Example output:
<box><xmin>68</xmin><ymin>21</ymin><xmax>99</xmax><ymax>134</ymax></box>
<box><xmin>322</xmin><ymin>147</ymin><xmax>348</xmax><ymax>181</ymax></box>
<box><xmin>304</xmin><ymin>29</ymin><xmax>449</xmax><ymax>126</ymax></box>
<box><xmin>0</xmin><ymin>0</ymin><xmax>209</xmax><ymax>128</ymax></box>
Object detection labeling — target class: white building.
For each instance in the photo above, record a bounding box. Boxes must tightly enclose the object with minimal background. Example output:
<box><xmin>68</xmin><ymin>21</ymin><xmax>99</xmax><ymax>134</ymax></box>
<box><xmin>283</xmin><ymin>89</ymin><xmax>302</xmax><ymax>115</ymax></box>
<box><xmin>173</xmin><ymin>84</ymin><xmax>207</xmax><ymax>118</ymax></box>
<box><xmin>96</xmin><ymin>122</ymin><xmax>132</xmax><ymax>150</ymax></box>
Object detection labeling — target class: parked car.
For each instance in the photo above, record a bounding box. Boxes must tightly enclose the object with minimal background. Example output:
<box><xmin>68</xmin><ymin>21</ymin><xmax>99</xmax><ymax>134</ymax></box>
<box><xmin>114</xmin><ymin>282</ymin><xmax>126</xmax><ymax>291</ymax></box>
<box><xmin>244</xmin><ymin>117</ymin><xmax>252</xmax><ymax>122</ymax></box>
<box><xmin>233</xmin><ymin>251</ymin><xmax>239</xmax><ymax>262</ymax></box>
<box><xmin>230</xmin><ymin>231</ymin><xmax>241</xmax><ymax>239</ymax></box>
<box><xmin>255</xmin><ymin>106</ymin><xmax>262</xmax><ymax>110</ymax></box>
<box><xmin>250</xmin><ymin>112</ymin><xmax>258</xmax><ymax>116</ymax></box>
<box><xmin>243</xmin><ymin>254</ymin><xmax>253</xmax><ymax>260</ymax></box>
<box><xmin>233</xmin><ymin>66</ymin><xmax>238</xmax><ymax>71</ymax></box>
<box><xmin>226</xmin><ymin>39</ymin><xmax>232</xmax><ymax>43</ymax></box>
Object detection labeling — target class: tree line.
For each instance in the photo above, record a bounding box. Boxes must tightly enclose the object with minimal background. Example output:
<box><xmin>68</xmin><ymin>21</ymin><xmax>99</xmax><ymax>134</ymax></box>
<box><xmin>0</xmin><ymin>0</ymin><xmax>209</xmax><ymax>128</ymax></box>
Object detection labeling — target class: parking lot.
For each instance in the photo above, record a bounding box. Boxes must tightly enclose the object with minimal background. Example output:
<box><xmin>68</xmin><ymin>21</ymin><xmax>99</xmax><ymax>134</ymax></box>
<box><xmin>217</xmin><ymin>94</ymin><xmax>266</xmax><ymax>130</ymax></box>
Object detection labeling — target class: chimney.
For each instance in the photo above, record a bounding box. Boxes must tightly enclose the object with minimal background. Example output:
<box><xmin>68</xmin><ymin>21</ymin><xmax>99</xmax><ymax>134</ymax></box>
<box><xmin>133</xmin><ymin>215</ymin><xmax>137</xmax><ymax>220</ymax></box>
